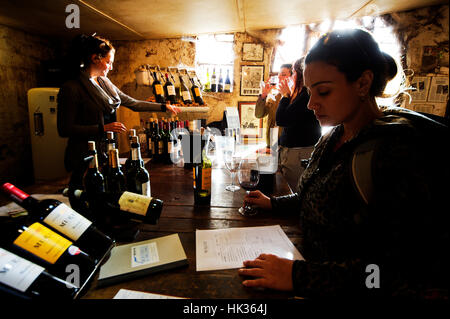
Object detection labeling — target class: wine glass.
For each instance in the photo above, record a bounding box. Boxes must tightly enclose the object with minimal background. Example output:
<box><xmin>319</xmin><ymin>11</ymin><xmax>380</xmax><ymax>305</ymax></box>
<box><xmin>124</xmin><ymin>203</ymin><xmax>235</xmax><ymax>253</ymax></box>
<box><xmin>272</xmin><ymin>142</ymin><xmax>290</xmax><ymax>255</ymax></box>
<box><xmin>221</xmin><ymin>136</ymin><xmax>240</xmax><ymax>192</ymax></box>
<box><xmin>223</xmin><ymin>151</ymin><xmax>241</xmax><ymax>191</ymax></box>
<box><xmin>237</xmin><ymin>158</ymin><xmax>260</xmax><ymax>216</ymax></box>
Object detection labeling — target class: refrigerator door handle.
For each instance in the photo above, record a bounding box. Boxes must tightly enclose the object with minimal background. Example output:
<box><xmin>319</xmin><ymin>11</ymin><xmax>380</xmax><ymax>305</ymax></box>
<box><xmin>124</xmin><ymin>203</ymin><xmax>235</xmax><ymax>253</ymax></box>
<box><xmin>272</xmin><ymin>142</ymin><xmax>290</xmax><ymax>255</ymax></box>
<box><xmin>33</xmin><ymin>110</ymin><xmax>44</xmax><ymax>136</ymax></box>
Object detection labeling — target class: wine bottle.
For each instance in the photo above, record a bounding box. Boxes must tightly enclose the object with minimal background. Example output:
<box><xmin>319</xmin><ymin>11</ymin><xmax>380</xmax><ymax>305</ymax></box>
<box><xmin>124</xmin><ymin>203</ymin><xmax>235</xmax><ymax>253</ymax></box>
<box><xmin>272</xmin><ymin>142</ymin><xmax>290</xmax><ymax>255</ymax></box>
<box><xmin>224</xmin><ymin>69</ymin><xmax>231</xmax><ymax>93</ymax></box>
<box><xmin>151</xmin><ymin>120</ymin><xmax>162</xmax><ymax>163</ymax></box>
<box><xmin>125</xmin><ymin>136</ymin><xmax>151</xmax><ymax>197</ymax></box>
<box><xmin>0</xmin><ymin>248</ymin><xmax>79</xmax><ymax>299</ymax></box>
<box><xmin>190</xmin><ymin>78</ymin><xmax>205</xmax><ymax>105</ymax></box>
<box><xmin>204</xmin><ymin>68</ymin><xmax>211</xmax><ymax>92</ymax></box>
<box><xmin>1</xmin><ymin>183</ymin><xmax>114</xmax><ymax>262</ymax></box>
<box><xmin>193</xmin><ymin>130</ymin><xmax>212</xmax><ymax>205</ymax></box>
<box><xmin>71</xmin><ymin>190</ymin><xmax>163</xmax><ymax>225</ymax></box>
<box><xmin>124</xmin><ymin>129</ymin><xmax>136</xmax><ymax>174</ymax></box>
<box><xmin>106</xmin><ymin>149</ymin><xmax>126</xmax><ymax>194</ymax></box>
<box><xmin>137</xmin><ymin>119</ymin><xmax>148</xmax><ymax>155</ymax></box>
<box><xmin>152</xmin><ymin>71</ymin><xmax>166</xmax><ymax>104</ymax></box>
<box><xmin>179</xmin><ymin>74</ymin><xmax>192</xmax><ymax>105</ymax></box>
<box><xmin>101</xmin><ymin>131</ymin><xmax>116</xmax><ymax>176</ymax></box>
<box><xmin>164</xmin><ymin>73</ymin><xmax>177</xmax><ymax>105</ymax></box>
<box><xmin>211</xmin><ymin>68</ymin><xmax>217</xmax><ymax>92</ymax></box>
<box><xmin>217</xmin><ymin>68</ymin><xmax>223</xmax><ymax>92</ymax></box>
<box><xmin>0</xmin><ymin>219</ymin><xmax>96</xmax><ymax>284</ymax></box>
<box><xmin>83</xmin><ymin>141</ymin><xmax>106</xmax><ymax>215</ymax></box>
<box><xmin>145</xmin><ymin>119</ymin><xmax>153</xmax><ymax>159</ymax></box>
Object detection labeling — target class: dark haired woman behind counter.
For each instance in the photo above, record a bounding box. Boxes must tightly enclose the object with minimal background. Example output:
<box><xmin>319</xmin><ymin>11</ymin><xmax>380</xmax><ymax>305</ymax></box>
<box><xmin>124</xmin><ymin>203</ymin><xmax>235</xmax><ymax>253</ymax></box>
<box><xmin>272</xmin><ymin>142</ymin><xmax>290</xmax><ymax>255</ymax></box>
<box><xmin>57</xmin><ymin>34</ymin><xmax>180</xmax><ymax>191</ymax></box>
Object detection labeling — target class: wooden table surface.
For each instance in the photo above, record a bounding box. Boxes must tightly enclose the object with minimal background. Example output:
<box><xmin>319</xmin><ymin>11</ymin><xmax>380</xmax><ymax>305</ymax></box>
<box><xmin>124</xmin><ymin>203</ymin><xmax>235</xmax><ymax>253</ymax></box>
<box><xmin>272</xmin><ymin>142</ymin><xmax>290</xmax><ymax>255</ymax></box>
<box><xmin>5</xmin><ymin>158</ymin><xmax>302</xmax><ymax>299</ymax></box>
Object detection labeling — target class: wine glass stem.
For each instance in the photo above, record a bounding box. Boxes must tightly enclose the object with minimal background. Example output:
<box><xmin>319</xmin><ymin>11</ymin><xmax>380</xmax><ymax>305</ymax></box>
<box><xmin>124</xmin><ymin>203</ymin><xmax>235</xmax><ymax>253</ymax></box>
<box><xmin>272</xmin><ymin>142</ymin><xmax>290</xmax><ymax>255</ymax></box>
<box><xmin>231</xmin><ymin>172</ymin><xmax>235</xmax><ymax>186</ymax></box>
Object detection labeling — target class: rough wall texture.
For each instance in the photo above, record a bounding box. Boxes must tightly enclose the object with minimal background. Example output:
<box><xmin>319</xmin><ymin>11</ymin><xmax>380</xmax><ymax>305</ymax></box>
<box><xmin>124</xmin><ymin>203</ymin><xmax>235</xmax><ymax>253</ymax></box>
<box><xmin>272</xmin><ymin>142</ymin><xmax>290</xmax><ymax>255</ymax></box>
<box><xmin>387</xmin><ymin>5</ymin><xmax>449</xmax><ymax>73</ymax></box>
<box><xmin>0</xmin><ymin>25</ymin><xmax>55</xmax><ymax>185</ymax></box>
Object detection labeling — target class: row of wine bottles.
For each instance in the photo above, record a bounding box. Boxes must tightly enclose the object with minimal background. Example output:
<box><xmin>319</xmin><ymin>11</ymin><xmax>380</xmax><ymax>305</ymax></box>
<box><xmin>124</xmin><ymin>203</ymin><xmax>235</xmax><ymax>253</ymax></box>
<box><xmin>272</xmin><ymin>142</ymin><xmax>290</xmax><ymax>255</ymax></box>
<box><xmin>138</xmin><ymin>65</ymin><xmax>205</xmax><ymax>106</ymax></box>
<box><xmin>134</xmin><ymin>117</ymin><xmax>191</xmax><ymax>165</ymax></box>
<box><xmin>203</xmin><ymin>67</ymin><xmax>232</xmax><ymax>93</ymax></box>
<box><xmin>77</xmin><ymin>138</ymin><xmax>163</xmax><ymax>225</ymax></box>
<box><xmin>0</xmin><ymin>183</ymin><xmax>116</xmax><ymax>299</ymax></box>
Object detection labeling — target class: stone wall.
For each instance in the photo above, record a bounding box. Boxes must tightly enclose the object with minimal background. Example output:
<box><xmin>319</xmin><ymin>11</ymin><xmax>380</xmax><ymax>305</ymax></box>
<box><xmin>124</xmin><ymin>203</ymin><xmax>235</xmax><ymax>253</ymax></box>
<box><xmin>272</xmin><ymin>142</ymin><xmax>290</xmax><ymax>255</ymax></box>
<box><xmin>0</xmin><ymin>25</ymin><xmax>56</xmax><ymax>185</ymax></box>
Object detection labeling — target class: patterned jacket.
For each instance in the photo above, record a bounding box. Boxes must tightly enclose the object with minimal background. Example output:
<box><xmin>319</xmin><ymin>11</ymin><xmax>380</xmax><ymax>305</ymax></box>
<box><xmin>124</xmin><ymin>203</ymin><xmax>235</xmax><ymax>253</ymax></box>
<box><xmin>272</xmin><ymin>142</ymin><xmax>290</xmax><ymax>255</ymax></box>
<box><xmin>271</xmin><ymin>108</ymin><xmax>449</xmax><ymax>298</ymax></box>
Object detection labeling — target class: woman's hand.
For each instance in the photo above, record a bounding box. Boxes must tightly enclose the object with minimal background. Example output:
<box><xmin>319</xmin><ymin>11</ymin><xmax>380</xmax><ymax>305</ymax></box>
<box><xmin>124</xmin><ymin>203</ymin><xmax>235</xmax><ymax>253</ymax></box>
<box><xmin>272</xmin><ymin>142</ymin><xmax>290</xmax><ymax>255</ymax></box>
<box><xmin>278</xmin><ymin>78</ymin><xmax>291</xmax><ymax>98</ymax></box>
<box><xmin>104</xmin><ymin>121</ymin><xmax>127</xmax><ymax>133</ymax></box>
<box><xmin>238</xmin><ymin>254</ymin><xmax>294</xmax><ymax>291</ymax></box>
<box><xmin>167</xmin><ymin>105</ymin><xmax>181</xmax><ymax>115</ymax></box>
<box><xmin>260</xmin><ymin>80</ymin><xmax>273</xmax><ymax>99</ymax></box>
<box><xmin>244</xmin><ymin>190</ymin><xmax>272</xmax><ymax>210</ymax></box>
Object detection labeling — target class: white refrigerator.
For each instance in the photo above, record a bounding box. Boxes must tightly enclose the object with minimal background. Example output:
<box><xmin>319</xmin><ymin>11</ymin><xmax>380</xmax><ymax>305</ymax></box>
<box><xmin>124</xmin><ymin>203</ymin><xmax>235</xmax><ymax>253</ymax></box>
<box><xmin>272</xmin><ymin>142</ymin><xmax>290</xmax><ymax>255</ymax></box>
<box><xmin>27</xmin><ymin>88</ymin><xmax>68</xmax><ymax>181</ymax></box>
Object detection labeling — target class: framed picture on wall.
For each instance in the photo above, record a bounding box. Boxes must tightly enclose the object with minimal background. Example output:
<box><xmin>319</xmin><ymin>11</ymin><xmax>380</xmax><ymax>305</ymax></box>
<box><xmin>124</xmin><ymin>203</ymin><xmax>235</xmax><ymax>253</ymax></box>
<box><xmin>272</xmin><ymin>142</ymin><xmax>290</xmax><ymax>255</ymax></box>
<box><xmin>240</xmin><ymin>65</ymin><xmax>264</xmax><ymax>96</ymax></box>
<box><xmin>242</xmin><ymin>43</ymin><xmax>264</xmax><ymax>62</ymax></box>
<box><xmin>238</xmin><ymin>101</ymin><xmax>263</xmax><ymax>137</ymax></box>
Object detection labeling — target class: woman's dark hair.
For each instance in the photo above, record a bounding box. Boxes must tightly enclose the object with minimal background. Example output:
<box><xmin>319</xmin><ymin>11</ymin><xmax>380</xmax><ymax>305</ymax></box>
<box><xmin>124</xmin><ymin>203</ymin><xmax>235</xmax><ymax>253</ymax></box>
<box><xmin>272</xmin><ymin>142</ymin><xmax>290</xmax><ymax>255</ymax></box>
<box><xmin>65</xmin><ymin>34</ymin><xmax>114</xmax><ymax>78</ymax></box>
<box><xmin>292</xmin><ymin>57</ymin><xmax>305</xmax><ymax>92</ymax></box>
<box><xmin>280</xmin><ymin>63</ymin><xmax>293</xmax><ymax>75</ymax></box>
<box><xmin>305</xmin><ymin>28</ymin><xmax>397</xmax><ymax>97</ymax></box>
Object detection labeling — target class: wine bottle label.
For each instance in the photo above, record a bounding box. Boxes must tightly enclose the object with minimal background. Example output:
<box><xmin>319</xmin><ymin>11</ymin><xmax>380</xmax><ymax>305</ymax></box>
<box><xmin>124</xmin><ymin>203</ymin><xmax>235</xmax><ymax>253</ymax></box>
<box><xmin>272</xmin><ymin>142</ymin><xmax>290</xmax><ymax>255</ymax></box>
<box><xmin>158</xmin><ymin>141</ymin><xmax>164</xmax><ymax>154</ymax></box>
<box><xmin>142</xmin><ymin>181</ymin><xmax>151</xmax><ymax>197</ymax></box>
<box><xmin>182</xmin><ymin>91</ymin><xmax>191</xmax><ymax>101</ymax></box>
<box><xmin>194</xmin><ymin>87</ymin><xmax>201</xmax><ymax>97</ymax></box>
<box><xmin>154</xmin><ymin>84</ymin><xmax>163</xmax><ymax>95</ymax></box>
<box><xmin>13</xmin><ymin>223</ymin><xmax>72</xmax><ymax>265</ymax></box>
<box><xmin>202</xmin><ymin>167</ymin><xmax>212</xmax><ymax>191</ymax></box>
<box><xmin>225</xmin><ymin>84</ymin><xmax>231</xmax><ymax>91</ymax></box>
<box><xmin>192</xmin><ymin>168</ymin><xmax>196</xmax><ymax>188</ymax></box>
<box><xmin>118</xmin><ymin>191</ymin><xmax>152</xmax><ymax>217</ymax></box>
<box><xmin>0</xmin><ymin>248</ymin><xmax>45</xmax><ymax>293</ymax></box>
<box><xmin>168</xmin><ymin>141</ymin><xmax>173</xmax><ymax>154</ymax></box>
<box><xmin>131</xmin><ymin>242</ymin><xmax>159</xmax><ymax>268</ymax></box>
<box><xmin>43</xmin><ymin>203</ymin><xmax>92</xmax><ymax>241</ymax></box>
<box><xmin>148</xmin><ymin>138</ymin><xmax>152</xmax><ymax>151</ymax></box>
<box><xmin>167</xmin><ymin>85</ymin><xmax>176</xmax><ymax>96</ymax></box>
<box><xmin>131</xmin><ymin>148</ymin><xmax>139</xmax><ymax>160</ymax></box>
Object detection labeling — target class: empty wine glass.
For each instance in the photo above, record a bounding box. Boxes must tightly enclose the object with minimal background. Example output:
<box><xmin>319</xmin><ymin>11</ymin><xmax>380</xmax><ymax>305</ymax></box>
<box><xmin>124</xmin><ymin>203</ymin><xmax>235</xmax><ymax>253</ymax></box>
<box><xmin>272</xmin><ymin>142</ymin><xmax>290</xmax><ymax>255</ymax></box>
<box><xmin>237</xmin><ymin>158</ymin><xmax>260</xmax><ymax>216</ymax></box>
<box><xmin>224</xmin><ymin>151</ymin><xmax>241</xmax><ymax>192</ymax></box>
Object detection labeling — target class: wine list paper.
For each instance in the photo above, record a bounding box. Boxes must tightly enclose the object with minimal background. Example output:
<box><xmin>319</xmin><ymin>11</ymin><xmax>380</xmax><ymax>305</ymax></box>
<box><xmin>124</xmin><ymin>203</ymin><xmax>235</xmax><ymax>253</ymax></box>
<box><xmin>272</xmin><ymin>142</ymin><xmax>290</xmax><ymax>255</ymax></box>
<box><xmin>195</xmin><ymin>225</ymin><xmax>304</xmax><ymax>271</ymax></box>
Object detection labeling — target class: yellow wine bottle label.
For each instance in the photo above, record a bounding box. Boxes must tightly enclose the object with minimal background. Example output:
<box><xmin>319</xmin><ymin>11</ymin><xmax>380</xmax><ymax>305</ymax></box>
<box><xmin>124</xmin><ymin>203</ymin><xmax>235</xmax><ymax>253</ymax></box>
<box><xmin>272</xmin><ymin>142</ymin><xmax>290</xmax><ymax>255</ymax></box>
<box><xmin>194</xmin><ymin>87</ymin><xmax>201</xmax><ymax>97</ymax></box>
<box><xmin>119</xmin><ymin>191</ymin><xmax>152</xmax><ymax>217</ymax></box>
<box><xmin>158</xmin><ymin>141</ymin><xmax>164</xmax><ymax>154</ymax></box>
<box><xmin>155</xmin><ymin>84</ymin><xmax>163</xmax><ymax>95</ymax></box>
<box><xmin>201</xmin><ymin>167</ymin><xmax>212</xmax><ymax>191</ymax></box>
<box><xmin>13</xmin><ymin>223</ymin><xmax>72</xmax><ymax>265</ymax></box>
<box><xmin>192</xmin><ymin>168</ymin><xmax>196</xmax><ymax>188</ymax></box>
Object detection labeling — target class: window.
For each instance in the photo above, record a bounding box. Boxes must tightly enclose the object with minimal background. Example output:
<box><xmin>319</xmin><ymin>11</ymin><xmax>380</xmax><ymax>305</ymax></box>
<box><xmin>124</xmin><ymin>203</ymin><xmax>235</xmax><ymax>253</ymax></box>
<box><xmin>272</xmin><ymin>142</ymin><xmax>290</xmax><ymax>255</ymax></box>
<box><xmin>272</xmin><ymin>25</ymin><xmax>305</xmax><ymax>72</ymax></box>
<box><xmin>195</xmin><ymin>34</ymin><xmax>235</xmax><ymax>91</ymax></box>
<box><xmin>272</xmin><ymin>17</ymin><xmax>403</xmax><ymax>133</ymax></box>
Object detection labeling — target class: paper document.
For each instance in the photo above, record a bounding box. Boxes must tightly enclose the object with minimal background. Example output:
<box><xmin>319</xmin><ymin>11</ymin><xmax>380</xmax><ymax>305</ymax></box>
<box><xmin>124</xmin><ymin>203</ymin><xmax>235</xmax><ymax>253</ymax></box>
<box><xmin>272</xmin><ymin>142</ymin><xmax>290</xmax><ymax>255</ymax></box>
<box><xmin>196</xmin><ymin>225</ymin><xmax>304</xmax><ymax>271</ymax></box>
<box><xmin>113</xmin><ymin>289</ymin><xmax>185</xmax><ymax>299</ymax></box>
